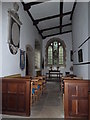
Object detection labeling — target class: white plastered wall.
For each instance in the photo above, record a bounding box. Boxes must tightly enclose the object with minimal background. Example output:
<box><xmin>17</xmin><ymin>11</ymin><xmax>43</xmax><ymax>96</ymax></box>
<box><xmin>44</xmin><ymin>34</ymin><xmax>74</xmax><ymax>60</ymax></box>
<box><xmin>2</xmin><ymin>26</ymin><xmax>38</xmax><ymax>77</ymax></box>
<box><xmin>72</xmin><ymin>2</ymin><xmax>89</xmax><ymax>79</ymax></box>
<box><xmin>42</xmin><ymin>32</ymin><xmax>73</xmax><ymax>76</ymax></box>
<box><xmin>2</xmin><ymin>2</ymin><xmax>42</xmax><ymax>77</ymax></box>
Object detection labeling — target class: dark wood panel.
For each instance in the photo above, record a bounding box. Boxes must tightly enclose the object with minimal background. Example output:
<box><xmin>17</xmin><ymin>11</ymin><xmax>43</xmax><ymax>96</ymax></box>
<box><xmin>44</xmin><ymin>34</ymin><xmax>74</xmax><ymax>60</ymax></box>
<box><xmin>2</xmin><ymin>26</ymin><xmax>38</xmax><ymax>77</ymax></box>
<box><xmin>8</xmin><ymin>83</ymin><xmax>17</xmax><ymax>93</ymax></box>
<box><xmin>78</xmin><ymin>85</ymin><xmax>88</xmax><ymax>97</ymax></box>
<box><xmin>2</xmin><ymin>77</ymin><xmax>31</xmax><ymax>116</ymax></box>
<box><xmin>69</xmin><ymin>99</ymin><xmax>78</xmax><ymax>116</ymax></box>
<box><xmin>7</xmin><ymin>94</ymin><xmax>17</xmax><ymax>111</ymax></box>
<box><xmin>89</xmin><ymin>92</ymin><xmax>90</xmax><ymax>120</ymax></box>
<box><xmin>68</xmin><ymin>85</ymin><xmax>76</xmax><ymax>96</ymax></box>
<box><xmin>64</xmin><ymin>79</ymin><xmax>90</xmax><ymax>118</ymax></box>
<box><xmin>2</xmin><ymin>82</ymin><xmax>7</xmax><ymax>92</ymax></box>
<box><xmin>18</xmin><ymin>83</ymin><xmax>26</xmax><ymax>94</ymax></box>
<box><xmin>2</xmin><ymin>94</ymin><xmax>7</xmax><ymax>110</ymax></box>
<box><xmin>78</xmin><ymin>100</ymin><xmax>88</xmax><ymax>116</ymax></box>
<box><xmin>18</xmin><ymin>95</ymin><xmax>25</xmax><ymax>112</ymax></box>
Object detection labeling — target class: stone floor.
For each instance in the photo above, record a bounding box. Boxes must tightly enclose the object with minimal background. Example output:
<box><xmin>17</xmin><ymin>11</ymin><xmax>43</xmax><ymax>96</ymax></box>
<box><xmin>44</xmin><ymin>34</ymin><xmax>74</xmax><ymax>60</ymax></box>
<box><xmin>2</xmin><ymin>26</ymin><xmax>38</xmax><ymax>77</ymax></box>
<box><xmin>30</xmin><ymin>82</ymin><xmax>64</xmax><ymax>118</ymax></box>
<box><xmin>2</xmin><ymin>82</ymin><xmax>64</xmax><ymax>119</ymax></box>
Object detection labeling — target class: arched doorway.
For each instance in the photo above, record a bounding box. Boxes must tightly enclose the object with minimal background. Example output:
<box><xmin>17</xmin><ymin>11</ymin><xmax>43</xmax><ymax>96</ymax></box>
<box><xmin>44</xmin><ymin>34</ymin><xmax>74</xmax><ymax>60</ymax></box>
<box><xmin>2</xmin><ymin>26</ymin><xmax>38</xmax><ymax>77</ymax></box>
<box><xmin>26</xmin><ymin>44</ymin><xmax>34</xmax><ymax>76</ymax></box>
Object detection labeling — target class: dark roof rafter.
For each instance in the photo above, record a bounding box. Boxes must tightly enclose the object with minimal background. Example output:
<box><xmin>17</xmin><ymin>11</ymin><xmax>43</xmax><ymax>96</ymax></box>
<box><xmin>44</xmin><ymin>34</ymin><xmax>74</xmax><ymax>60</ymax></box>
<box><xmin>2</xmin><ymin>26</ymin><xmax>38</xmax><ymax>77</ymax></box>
<box><xmin>43</xmin><ymin>30</ymin><xmax>72</xmax><ymax>39</ymax></box>
<box><xmin>21</xmin><ymin>2</ymin><xmax>44</xmax><ymax>39</ymax></box>
<box><xmin>34</xmin><ymin>11</ymin><xmax>71</xmax><ymax>24</ymax></box>
<box><xmin>40</xmin><ymin>23</ymin><xmax>72</xmax><ymax>33</ymax></box>
<box><xmin>60</xmin><ymin>2</ymin><xmax>63</xmax><ymax>33</ymax></box>
<box><xmin>21</xmin><ymin>1</ymin><xmax>73</xmax><ymax>39</ymax></box>
<box><xmin>23</xmin><ymin>2</ymin><xmax>43</xmax><ymax>11</ymax></box>
<box><xmin>70</xmin><ymin>1</ymin><xmax>77</xmax><ymax>20</ymax></box>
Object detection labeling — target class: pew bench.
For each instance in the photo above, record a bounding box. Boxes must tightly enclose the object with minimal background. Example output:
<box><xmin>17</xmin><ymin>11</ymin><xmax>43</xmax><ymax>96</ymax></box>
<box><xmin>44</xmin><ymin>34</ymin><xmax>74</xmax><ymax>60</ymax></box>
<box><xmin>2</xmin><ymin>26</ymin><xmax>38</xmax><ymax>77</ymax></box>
<box><xmin>2</xmin><ymin>77</ymin><xmax>31</xmax><ymax>116</ymax></box>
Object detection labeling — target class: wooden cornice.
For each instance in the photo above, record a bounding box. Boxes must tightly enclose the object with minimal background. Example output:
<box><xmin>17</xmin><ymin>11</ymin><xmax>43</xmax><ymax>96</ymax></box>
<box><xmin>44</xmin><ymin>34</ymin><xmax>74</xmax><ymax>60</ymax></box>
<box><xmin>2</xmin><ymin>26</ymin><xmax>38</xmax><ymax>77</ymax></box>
<box><xmin>43</xmin><ymin>30</ymin><xmax>72</xmax><ymax>39</ymax></box>
<box><xmin>60</xmin><ymin>2</ymin><xmax>63</xmax><ymax>33</ymax></box>
<box><xmin>34</xmin><ymin>11</ymin><xmax>71</xmax><ymax>24</ymax></box>
<box><xmin>70</xmin><ymin>2</ymin><xmax>77</xmax><ymax>20</ymax></box>
<box><xmin>23</xmin><ymin>2</ymin><xmax>42</xmax><ymax>11</ymax></box>
<box><xmin>40</xmin><ymin>23</ymin><xmax>72</xmax><ymax>33</ymax></box>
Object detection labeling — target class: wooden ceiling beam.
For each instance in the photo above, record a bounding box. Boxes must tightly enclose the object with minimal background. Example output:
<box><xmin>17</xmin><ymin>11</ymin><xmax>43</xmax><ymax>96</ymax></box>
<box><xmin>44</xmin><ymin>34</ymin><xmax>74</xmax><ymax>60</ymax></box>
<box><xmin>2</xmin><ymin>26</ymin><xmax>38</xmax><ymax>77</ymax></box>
<box><xmin>60</xmin><ymin>2</ymin><xmax>63</xmax><ymax>33</ymax></box>
<box><xmin>23</xmin><ymin>2</ymin><xmax>42</xmax><ymax>11</ymax></box>
<box><xmin>70</xmin><ymin>1</ymin><xmax>77</xmax><ymax>20</ymax></box>
<box><xmin>34</xmin><ymin>11</ymin><xmax>71</xmax><ymax>24</ymax></box>
<box><xmin>40</xmin><ymin>23</ymin><xmax>72</xmax><ymax>33</ymax></box>
<box><xmin>21</xmin><ymin>2</ymin><xmax>44</xmax><ymax>39</ymax></box>
<box><xmin>43</xmin><ymin>30</ymin><xmax>72</xmax><ymax>39</ymax></box>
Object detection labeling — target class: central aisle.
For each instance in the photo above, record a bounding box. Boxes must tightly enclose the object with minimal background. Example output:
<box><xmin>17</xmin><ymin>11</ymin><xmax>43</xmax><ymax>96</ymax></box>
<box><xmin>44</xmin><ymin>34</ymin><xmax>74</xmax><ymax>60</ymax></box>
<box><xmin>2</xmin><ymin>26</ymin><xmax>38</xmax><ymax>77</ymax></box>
<box><xmin>30</xmin><ymin>82</ymin><xmax>64</xmax><ymax>118</ymax></box>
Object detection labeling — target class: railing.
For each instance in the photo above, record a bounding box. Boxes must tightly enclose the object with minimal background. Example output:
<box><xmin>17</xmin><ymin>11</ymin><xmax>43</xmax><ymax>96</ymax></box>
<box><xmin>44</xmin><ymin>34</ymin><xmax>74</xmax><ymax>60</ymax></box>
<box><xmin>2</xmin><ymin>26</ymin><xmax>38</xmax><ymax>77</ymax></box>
<box><xmin>46</xmin><ymin>70</ymin><xmax>62</xmax><ymax>80</ymax></box>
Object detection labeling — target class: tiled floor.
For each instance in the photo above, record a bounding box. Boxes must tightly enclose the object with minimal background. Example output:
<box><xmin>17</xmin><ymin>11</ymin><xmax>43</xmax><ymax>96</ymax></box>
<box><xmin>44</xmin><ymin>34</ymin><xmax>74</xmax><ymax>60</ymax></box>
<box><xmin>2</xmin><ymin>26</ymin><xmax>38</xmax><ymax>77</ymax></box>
<box><xmin>2</xmin><ymin>82</ymin><xmax>64</xmax><ymax>119</ymax></box>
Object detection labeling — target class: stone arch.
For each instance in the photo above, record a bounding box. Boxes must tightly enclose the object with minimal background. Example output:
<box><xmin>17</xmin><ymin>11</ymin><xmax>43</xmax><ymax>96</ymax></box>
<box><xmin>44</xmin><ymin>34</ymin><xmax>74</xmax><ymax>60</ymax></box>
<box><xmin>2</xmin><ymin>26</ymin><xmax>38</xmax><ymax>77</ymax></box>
<box><xmin>26</xmin><ymin>44</ymin><xmax>34</xmax><ymax>76</ymax></box>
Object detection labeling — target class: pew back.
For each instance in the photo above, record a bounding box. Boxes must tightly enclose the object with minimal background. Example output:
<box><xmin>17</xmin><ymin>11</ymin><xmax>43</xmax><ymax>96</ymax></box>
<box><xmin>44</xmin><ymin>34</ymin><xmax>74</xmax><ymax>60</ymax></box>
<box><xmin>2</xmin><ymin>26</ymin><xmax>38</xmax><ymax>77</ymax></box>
<box><xmin>2</xmin><ymin>77</ymin><xmax>31</xmax><ymax>116</ymax></box>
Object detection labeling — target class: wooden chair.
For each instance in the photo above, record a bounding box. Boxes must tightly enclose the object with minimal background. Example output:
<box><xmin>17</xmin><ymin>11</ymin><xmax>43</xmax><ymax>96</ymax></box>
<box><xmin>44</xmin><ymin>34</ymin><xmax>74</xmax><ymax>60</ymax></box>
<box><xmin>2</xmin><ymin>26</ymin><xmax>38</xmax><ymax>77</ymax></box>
<box><xmin>31</xmin><ymin>81</ymin><xmax>39</xmax><ymax>105</ymax></box>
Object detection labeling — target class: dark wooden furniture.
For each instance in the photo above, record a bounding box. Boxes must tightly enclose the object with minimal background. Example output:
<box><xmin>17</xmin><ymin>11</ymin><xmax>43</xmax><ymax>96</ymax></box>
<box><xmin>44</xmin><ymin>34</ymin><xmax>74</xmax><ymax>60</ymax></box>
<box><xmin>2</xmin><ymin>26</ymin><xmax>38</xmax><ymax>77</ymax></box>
<box><xmin>2</xmin><ymin>77</ymin><xmax>31</xmax><ymax>116</ymax></box>
<box><xmin>46</xmin><ymin>70</ymin><xmax>62</xmax><ymax>80</ymax></box>
<box><xmin>89</xmin><ymin>91</ymin><xmax>90</xmax><ymax>120</ymax></box>
<box><xmin>49</xmin><ymin>70</ymin><xmax>60</xmax><ymax>78</ymax></box>
<box><xmin>36</xmin><ymin>70</ymin><xmax>41</xmax><ymax>76</ymax></box>
<box><xmin>64</xmin><ymin>79</ymin><xmax>90</xmax><ymax>119</ymax></box>
<box><xmin>61</xmin><ymin>76</ymin><xmax>80</xmax><ymax>95</ymax></box>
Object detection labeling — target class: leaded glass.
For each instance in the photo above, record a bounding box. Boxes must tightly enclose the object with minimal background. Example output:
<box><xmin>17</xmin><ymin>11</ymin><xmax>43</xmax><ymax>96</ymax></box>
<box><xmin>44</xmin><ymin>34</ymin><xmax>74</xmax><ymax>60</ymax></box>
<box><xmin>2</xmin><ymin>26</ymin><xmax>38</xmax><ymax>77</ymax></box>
<box><xmin>47</xmin><ymin>41</ymin><xmax>64</xmax><ymax>66</ymax></box>
<box><xmin>59</xmin><ymin>46</ymin><xmax>63</xmax><ymax>64</ymax></box>
<box><xmin>48</xmin><ymin>46</ymin><xmax>52</xmax><ymax>64</ymax></box>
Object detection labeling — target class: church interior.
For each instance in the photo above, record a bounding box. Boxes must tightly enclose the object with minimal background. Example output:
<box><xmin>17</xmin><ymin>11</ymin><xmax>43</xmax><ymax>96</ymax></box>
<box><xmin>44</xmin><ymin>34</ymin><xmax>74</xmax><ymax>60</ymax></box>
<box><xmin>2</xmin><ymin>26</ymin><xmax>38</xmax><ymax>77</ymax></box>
<box><xmin>0</xmin><ymin>1</ymin><xmax>90</xmax><ymax>119</ymax></box>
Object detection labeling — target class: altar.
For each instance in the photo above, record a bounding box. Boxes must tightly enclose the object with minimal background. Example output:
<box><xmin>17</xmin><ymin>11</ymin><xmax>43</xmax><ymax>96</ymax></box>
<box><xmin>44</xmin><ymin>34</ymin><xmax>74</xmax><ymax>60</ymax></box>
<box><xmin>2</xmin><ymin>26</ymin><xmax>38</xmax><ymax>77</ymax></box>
<box><xmin>46</xmin><ymin>69</ymin><xmax>62</xmax><ymax>80</ymax></box>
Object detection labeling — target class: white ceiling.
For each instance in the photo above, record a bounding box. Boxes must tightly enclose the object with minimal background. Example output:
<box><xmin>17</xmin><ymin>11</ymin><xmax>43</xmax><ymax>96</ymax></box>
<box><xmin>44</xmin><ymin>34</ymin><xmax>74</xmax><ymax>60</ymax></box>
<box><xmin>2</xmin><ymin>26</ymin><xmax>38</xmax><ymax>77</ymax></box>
<box><xmin>63</xmin><ymin>2</ymin><xmax>74</xmax><ymax>13</ymax></box>
<box><xmin>38</xmin><ymin>17</ymin><xmax>60</xmax><ymax>29</ymax></box>
<box><xmin>30</xmin><ymin>2</ymin><xmax>60</xmax><ymax>19</ymax></box>
<box><xmin>23</xmin><ymin>1</ymin><xmax>75</xmax><ymax>37</ymax></box>
<box><xmin>62</xmin><ymin>25</ymin><xmax>72</xmax><ymax>32</ymax></box>
<box><xmin>62</xmin><ymin>14</ymin><xmax>71</xmax><ymax>25</ymax></box>
<box><xmin>42</xmin><ymin>28</ymin><xmax>60</xmax><ymax>36</ymax></box>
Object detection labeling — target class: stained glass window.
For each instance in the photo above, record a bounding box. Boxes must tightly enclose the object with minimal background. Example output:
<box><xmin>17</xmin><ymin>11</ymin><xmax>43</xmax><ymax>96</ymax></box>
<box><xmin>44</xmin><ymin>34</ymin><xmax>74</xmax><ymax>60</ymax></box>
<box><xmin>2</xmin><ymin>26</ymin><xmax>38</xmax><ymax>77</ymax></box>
<box><xmin>47</xmin><ymin>40</ymin><xmax>65</xmax><ymax>66</ymax></box>
<box><xmin>48</xmin><ymin>46</ymin><xmax>52</xmax><ymax>64</ymax></box>
<box><xmin>59</xmin><ymin>46</ymin><xmax>63</xmax><ymax>64</ymax></box>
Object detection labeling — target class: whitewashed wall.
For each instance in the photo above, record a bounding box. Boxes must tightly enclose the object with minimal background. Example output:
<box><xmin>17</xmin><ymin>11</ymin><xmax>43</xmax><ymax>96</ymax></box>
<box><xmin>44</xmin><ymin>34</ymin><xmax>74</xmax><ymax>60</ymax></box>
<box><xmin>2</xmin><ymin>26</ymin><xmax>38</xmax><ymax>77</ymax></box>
<box><xmin>2</xmin><ymin>2</ymin><xmax>42</xmax><ymax>77</ymax></box>
<box><xmin>42</xmin><ymin>32</ymin><xmax>73</xmax><ymax>76</ymax></box>
<box><xmin>89</xmin><ymin>2</ymin><xmax>90</xmax><ymax>37</ymax></box>
<box><xmin>72</xmin><ymin>2</ymin><xmax>89</xmax><ymax>79</ymax></box>
<box><xmin>88</xmin><ymin>2</ymin><xmax>90</xmax><ymax>79</ymax></box>
<box><xmin>0</xmin><ymin>2</ymin><xmax>2</xmax><ymax>118</ymax></box>
<box><xmin>0</xmin><ymin>2</ymin><xmax>2</xmax><ymax>77</ymax></box>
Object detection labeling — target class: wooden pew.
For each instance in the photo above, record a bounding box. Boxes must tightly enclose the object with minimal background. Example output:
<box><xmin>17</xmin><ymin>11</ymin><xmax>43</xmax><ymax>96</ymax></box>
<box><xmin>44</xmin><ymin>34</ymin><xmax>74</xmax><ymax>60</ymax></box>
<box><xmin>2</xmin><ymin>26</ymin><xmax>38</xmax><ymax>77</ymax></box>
<box><xmin>2</xmin><ymin>77</ymin><xmax>31</xmax><ymax>116</ymax></box>
<box><xmin>89</xmin><ymin>91</ymin><xmax>90</xmax><ymax>120</ymax></box>
<box><xmin>31</xmin><ymin>76</ymin><xmax>46</xmax><ymax>104</ymax></box>
<box><xmin>10</xmin><ymin>75</ymin><xmax>46</xmax><ymax>105</ymax></box>
<box><xmin>64</xmin><ymin>78</ymin><xmax>90</xmax><ymax>119</ymax></box>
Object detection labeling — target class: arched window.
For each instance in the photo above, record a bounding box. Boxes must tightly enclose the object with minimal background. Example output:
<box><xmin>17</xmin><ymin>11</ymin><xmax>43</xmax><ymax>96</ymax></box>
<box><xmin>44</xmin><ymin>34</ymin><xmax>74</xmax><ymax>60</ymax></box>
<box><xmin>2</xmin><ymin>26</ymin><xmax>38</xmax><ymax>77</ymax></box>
<box><xmin>59</xmin><ymin>46</ymin><xmax>63</xmax><ymax>64</ymax></box>
<box><xmin>45</xmin><ymin>38</ymin><xmax>66</xmax><ymax>66</ymax></box>
<box><xmin>48</xmin><ymin>46</ymin><xmax>53</xmax><ymax>64</ymax></box>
